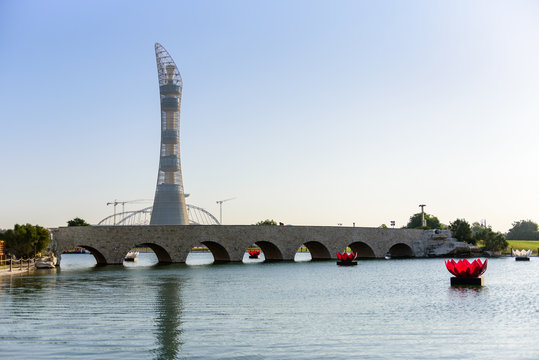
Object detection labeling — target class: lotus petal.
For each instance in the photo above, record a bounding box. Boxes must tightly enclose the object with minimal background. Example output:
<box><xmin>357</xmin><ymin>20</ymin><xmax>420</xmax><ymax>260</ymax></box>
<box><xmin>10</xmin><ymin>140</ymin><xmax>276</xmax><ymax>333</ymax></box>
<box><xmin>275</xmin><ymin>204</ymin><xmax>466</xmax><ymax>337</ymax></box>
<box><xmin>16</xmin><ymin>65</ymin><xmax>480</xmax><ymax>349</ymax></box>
<box><xmin>478</xmin><ymin>259</ymin><xmax>488</xmax><ymax>276</ymax></box>
<box><xmin>444</xmin><ymin>260</ymin><xmax>452</xmax><ymax>275</ymax></box>
<box><xmin>445</xmin><ymin>260</ymin><xmax>459</xmax><ymax>277</ymax></box>
<box><xmin>337</xmin><ymin>252</ymin><xmax>342</xmax><ymax>260</ymax></box>
<box><xmin>469</xmin><ymin>260</ymin><xmax>480</xmax><ymax>277</ymax></box>
<box><xmin>444</xmin><ymin>260</ymin><xmax>452</xmax><ymax>273</ymax></box>
<box><xmin>455</xmin><ymin>260</ymin><xmax>466</xmax><ymax>276</ymax></box>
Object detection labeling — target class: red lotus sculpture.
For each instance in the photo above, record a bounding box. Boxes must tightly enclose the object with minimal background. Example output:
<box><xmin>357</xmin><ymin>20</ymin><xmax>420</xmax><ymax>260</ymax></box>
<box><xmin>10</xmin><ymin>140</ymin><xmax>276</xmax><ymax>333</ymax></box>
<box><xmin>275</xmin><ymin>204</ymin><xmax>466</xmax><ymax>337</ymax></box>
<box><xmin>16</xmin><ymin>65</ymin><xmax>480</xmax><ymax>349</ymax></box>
<box><xmin>337</xmin><ymin>251</ymin><xmax>357</xmax><ymax>266</ymax></box>
<box><xmin>445</xmin><ymin>258</ymin><xmax>488</xmax><ymax>278</ymax></box>
<box><xmin>337</xmin><ymin>252</ymin><xmax>357</xmax><ymax>262</ymax></box>
<box><xmin>248</xmin><ymin>250</ymin><xmax>261</xmax><ymax>259</ymax></box>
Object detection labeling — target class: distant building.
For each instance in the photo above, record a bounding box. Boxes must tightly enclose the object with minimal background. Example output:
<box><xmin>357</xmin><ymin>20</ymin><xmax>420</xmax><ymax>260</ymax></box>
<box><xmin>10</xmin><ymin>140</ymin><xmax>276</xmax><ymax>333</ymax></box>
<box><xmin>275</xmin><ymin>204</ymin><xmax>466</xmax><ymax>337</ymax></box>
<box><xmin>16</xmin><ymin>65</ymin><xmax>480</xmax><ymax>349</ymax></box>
<box><xmin>150</xmin><ymin>43</ymin><xmax>189</xmax><ymax>225</ymax></box>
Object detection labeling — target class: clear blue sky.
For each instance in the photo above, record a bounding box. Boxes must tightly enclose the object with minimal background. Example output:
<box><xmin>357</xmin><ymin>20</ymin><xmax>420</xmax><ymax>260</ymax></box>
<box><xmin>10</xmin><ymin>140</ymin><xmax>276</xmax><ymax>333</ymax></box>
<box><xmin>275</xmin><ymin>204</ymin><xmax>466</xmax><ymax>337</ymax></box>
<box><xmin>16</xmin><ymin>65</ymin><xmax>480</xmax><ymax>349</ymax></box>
<box><xmin>1</xmin><ymin>0</ymin><xmax>538</xmax><ymax>232</ymax></box>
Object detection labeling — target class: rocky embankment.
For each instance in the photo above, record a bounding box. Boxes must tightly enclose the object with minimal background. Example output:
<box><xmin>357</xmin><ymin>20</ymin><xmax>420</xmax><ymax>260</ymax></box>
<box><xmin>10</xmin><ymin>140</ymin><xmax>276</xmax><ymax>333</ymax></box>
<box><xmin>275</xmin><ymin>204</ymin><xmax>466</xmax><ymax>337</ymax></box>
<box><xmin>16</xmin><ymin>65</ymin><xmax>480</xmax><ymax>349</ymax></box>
<box><xmin>416</xmin><ymin>230</ymin><xmax>493</xmax><ymax>257</ymax></box>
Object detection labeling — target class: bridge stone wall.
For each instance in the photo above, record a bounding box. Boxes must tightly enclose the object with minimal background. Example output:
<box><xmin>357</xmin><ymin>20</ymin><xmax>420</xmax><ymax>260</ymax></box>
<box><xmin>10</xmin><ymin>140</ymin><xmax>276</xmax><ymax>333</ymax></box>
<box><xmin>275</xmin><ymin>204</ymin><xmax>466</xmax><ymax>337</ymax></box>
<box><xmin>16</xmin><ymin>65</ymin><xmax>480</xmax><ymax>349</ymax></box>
<box><xmin>52</xmin><ymin>225</ymin><xmax>430</xmax><ymax>265</ymax></box>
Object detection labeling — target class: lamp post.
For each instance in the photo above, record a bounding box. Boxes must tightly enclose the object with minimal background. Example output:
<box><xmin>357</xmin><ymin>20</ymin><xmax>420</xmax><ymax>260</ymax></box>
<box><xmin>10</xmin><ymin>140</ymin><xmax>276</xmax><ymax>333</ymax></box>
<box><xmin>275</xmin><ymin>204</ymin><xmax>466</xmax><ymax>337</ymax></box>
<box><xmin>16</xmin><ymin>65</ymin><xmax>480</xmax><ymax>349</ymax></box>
<box><xmin>419</xmin><ymin>204</ymin><xmax>426</xmax><ymax>227</ymax></box>
<box><xmin>216</xmin><ymin>197</ymin><xmax>235</xmax><ymax>224</ymax></box>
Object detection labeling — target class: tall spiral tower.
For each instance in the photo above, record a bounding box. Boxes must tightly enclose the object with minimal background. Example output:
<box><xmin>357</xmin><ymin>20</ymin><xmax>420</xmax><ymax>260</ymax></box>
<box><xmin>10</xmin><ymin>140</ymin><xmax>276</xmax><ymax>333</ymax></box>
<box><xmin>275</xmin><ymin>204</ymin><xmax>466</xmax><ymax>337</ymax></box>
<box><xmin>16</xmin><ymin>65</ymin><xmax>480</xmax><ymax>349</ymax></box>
<box><xmin>150</xmin><ymin>43</ymin><xmax>189</xmax><ymax>225</ymax></box>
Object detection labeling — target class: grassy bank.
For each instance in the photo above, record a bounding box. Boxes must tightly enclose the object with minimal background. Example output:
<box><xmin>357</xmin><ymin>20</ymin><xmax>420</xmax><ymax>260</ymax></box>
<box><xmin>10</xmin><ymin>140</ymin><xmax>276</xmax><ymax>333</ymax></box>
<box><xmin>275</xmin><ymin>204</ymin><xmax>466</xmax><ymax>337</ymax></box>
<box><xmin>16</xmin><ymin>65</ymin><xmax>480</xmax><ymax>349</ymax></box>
<box><xmin>505</xmin><ymin>240</ymin><xmax>539</xmax><ymax>255</ymax></box>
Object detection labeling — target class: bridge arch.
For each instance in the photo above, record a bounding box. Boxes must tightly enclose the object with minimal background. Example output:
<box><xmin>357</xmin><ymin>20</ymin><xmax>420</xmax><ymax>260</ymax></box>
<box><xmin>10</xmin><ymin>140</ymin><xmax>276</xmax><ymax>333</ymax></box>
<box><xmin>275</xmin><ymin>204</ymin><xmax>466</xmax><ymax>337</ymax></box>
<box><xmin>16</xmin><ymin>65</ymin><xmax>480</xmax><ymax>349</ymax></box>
<box><xmin>349</xmin><ymin>241</ymin><xmax>375</xmax><ymax>259</ymax></box>
<box><xmin>387</xmin><ymin>243</ymin><xmax>413</xmax><ymax>258</ymax></box>
<box><xmin>254</xmin><ymin>241</ymin><xmax>283</xmax><ymax>262</ymax></box>
<box><xmin>201</xmin><ymin>241</ymin><xmax>230</xmax><ymax>264</ymax></box>
<box><xmin>136</xmin><ymin>243</ymin><xmax>172</xmax><ymax>264</ymax></box>
<box><xmin>303</xmin><ymin>241</ymin><xmax>331</xmax><ymax>261</ymax></box>
<box><xmin>78</xmin><ymin>245</ymin><xmax>107</xmax><ymax>266</ymax></box>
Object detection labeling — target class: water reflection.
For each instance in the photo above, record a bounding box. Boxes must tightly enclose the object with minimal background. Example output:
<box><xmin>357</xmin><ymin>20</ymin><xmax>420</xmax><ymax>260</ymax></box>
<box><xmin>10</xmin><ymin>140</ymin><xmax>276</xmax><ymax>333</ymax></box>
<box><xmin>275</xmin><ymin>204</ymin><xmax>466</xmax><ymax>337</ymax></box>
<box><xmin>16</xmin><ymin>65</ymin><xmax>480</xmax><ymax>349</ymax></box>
<box><xmin>186</xmin><ymin>251</ymin><xmax>214</xmax><ymax>265</ymax></box>
<box><xmin>448</xmin><ymin>285</ymin><xmax>485</xmax><ymax>296</ymax></box>
<box><xmin>185</xmin><ymin>251</ymin><xmax>312</xmax><ymax>265</ymax></box>
<box><xmin>153</xmin><ymin>277</ymin><xmax>183</xmax><ymax>360</ymax></box>
<box><xmin>5</xmin><ymin>270</ymin><xmax>56</xmax><ymax>294</ymax></box>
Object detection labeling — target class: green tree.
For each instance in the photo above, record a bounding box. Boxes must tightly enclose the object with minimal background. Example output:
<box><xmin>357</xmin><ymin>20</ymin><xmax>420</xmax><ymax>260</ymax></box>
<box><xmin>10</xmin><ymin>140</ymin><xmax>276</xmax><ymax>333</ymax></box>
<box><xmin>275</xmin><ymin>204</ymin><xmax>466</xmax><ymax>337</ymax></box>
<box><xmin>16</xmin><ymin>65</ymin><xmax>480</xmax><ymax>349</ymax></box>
<box><xmin>474</xmin><ymin>227</ymin><xmax>508</xmax><ymax>253</ymax></box>
<box><xmin>379</xmin><ymin>224</ymin><xmax>388</xmax><ymax>228</ymax></box>
<box><xmin>471</xmin><ymin>222</ymin><xmax>486</xmax><ymax>236</ymax></box>
<box><xmin>449</xmin><ymin>218</ymin><xmax>474</xmax><ymax>244</ymax></box>
<box><xmin>406</xmin><ymin>213</ymin><xmax>442</xmax><ymax>229</ymax></box>
<box><xmin>255</xmin><ymin>219</ymin><xmax>278</xmax><ymax>226</ymax></box>
<box><xmin>506</xmin><ymin>220</ymin><xmax>539</xmax><ymax>240</ymax></box>
<box><xmin>67</xmin><ymin>217</ymin><xmax>90</xmax><ymax>226</ymax></box>
<box><xmin>0</xmin><ymin>224</ymin><xmax>50</xmax><ymax>258</ymax></box>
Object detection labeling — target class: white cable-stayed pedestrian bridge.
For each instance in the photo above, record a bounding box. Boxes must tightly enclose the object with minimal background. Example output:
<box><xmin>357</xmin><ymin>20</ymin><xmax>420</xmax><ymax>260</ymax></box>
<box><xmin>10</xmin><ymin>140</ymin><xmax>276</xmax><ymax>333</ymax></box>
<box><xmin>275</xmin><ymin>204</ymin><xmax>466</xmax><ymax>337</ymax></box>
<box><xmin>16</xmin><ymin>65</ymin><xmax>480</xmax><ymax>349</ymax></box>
<box><xmin>97</xmin><ymin>204</ymin><xmax>220</xmax><ymax>226</ymax></box>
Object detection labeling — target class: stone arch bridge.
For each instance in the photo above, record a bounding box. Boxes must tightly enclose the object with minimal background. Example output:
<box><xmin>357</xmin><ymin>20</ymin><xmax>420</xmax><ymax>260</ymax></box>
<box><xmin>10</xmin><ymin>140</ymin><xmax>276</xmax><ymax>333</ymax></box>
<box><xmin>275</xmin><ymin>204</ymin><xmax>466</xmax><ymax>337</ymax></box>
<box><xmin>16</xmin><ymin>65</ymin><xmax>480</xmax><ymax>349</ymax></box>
<box><xmin>52</xmin><ymin>225</ymin><xmax>433</xmax><ymax>266</ymax></box>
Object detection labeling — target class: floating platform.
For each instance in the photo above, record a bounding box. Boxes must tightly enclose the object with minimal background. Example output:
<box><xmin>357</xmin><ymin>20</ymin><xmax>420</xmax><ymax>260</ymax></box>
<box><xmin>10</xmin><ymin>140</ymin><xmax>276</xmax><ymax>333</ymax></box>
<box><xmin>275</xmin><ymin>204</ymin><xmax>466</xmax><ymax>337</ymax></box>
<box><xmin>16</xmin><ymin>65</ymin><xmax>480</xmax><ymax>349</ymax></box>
<box><xmin>515</xmin><ymin>257</ymin><xmax>530</xmax><ymax>261</ymax></box>
<box><xmin>450</xmin><ymin>276</ymin><xmax>484</xmax><ymax>286</ymax></box>
<box><xmin>337</xmin><ymin>261</ymin><xmax>357</xmax><ymax>266</ymax></box>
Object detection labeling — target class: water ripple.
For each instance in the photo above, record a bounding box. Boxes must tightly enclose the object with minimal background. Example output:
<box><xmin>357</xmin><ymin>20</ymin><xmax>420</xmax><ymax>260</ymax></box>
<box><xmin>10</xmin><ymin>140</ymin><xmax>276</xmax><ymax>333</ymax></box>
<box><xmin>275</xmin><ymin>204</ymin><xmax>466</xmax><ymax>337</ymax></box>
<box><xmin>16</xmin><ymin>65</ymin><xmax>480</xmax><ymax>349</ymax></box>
<box><xmin>1</xmin><ymin>256</ymin><xmax>538</xmax><ymax>359</ymax></box>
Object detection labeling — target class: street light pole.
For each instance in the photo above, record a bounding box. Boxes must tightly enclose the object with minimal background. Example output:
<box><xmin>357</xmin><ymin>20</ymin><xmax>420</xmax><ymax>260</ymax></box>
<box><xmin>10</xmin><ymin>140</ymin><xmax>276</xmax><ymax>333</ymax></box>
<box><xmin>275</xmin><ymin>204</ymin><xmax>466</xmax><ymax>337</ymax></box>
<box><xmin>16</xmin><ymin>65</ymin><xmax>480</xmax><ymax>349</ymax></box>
<box><xmin>419</xmin><ymin>204</ymin><xmax>426</xmax><ymax>227</ymax></box>
<box><xmin>216</xmin><ymin>198</ymin><xmax>235</xmax><ymax>224</ymax></box>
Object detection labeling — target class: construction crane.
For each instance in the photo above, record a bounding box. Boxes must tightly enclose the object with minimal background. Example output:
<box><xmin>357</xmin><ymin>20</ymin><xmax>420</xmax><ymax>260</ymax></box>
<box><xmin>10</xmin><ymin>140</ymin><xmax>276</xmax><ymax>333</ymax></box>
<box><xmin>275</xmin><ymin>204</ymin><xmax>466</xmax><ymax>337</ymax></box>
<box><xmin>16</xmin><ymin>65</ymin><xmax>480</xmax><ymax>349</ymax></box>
<box><xmin>106</xmin><ymin>199</ymin><xmax>151</xmax><ymax>225</ymax></box>
<box><xmin>216</xmin><ymin>197</ymin><xmax>235</xmax><ymax>224</ymax></box>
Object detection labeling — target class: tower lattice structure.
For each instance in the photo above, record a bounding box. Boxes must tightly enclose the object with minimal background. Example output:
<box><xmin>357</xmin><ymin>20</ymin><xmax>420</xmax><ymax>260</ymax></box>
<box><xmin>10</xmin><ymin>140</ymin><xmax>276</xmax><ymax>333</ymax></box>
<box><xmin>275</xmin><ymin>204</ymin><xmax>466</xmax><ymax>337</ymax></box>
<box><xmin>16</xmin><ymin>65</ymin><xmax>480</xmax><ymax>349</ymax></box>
<box><xmin>150</xmin><ymin>43</ymin><xmax>189</xmax><ymax>225</ymax></box>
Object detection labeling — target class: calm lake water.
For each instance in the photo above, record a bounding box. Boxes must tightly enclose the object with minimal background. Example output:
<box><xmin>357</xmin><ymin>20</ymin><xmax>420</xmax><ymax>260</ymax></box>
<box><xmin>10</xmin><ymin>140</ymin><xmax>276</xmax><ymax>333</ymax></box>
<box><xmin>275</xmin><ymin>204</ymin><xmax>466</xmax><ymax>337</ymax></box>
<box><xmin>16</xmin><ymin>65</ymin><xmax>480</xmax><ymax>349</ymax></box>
<box><xmin>1</xmin><ymin>253</ymin><xmax>538</xmax><ymax>359</ymax></box>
